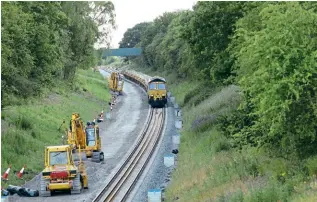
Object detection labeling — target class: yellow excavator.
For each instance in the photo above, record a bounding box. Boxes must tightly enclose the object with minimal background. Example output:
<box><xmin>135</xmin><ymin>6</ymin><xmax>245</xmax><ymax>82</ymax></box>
<box><xmin>40</xmin><ymin>145</ymin><xmax>88</xmax><ymax>196</ymax></box>
<box><xmin>67</xmin><ymin>113</ymin><xmax>104</xmax><ymax>163</ymax></box>
<box><xmin>108</xmin><ymin>71</ymin><xmax>124</xmax><ymax>95</ymax></box>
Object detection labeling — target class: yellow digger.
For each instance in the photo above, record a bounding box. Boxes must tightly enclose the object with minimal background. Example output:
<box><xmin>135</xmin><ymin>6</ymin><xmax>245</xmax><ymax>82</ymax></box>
<box><xmin>67</xmin><ymin>113</ymin><xmax>104</xmax><ymax>163</ymax></box>
<box><xmin>108</xmin><ymin>71</ymin><xmax>124</xmax><ymax>95</ymax></box>
<box><xmin>40</xmin><ymin>145</ymin><xmax>88</xmax><ymax>196</ymax></box>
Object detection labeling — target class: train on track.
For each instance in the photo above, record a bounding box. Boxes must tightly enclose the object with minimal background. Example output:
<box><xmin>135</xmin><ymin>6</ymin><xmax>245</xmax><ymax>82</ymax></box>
<box><xmin>121</xmin><ymin>70</ymin><xmax>167</xmax><ymax>108</ymax></box>
<box><xmin>147</xmin><ymin>76</ymin><xmax>167</xmax><ymax>107</ymax></box>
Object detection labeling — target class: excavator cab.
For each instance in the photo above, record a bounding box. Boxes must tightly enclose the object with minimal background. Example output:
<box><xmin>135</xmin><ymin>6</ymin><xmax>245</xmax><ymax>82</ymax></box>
<box><xmin>40</xmin><ymin>145</ymin><xmax>88</xmax><ymax>197</ymax></box>
<box><xmin>85</xmin><ymin>126</ymin><xmax>97</xmax><ymax>146</ymax></box>
<box><xmin>85</xmin><ymin>122</ymin><xmax>104</xmax><ymax>162</ymax></box>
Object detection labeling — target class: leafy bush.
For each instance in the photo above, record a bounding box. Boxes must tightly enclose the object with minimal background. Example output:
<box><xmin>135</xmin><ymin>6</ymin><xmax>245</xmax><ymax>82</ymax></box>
<box><xmin>231</xmin><ymin>2</ymin><xmax>317</xmax><ymax>157</ymax></box>
<box><xmin>183</xmin><ymin>81</ymin><xmax>217</xmax><ymax>107</ymax></box>
<box><xmin>15</xmin><ymin>115</ymin><xmax>33</xmax><ymax>130</ymax></box>
<box><xmin>305</xmin><ymin>157</ymin><xmax>317</xmax><ymax>177</ymax></box>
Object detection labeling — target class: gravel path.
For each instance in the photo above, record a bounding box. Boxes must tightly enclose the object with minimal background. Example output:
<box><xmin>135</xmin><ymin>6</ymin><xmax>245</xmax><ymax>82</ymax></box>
<box><xmin>7</xmin><ymin>70</ymin><xmax>149</xmax><ymax>202</ymax></box>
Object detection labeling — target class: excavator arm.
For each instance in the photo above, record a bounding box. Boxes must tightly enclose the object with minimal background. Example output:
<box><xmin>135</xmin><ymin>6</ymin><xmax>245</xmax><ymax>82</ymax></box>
<box><xmin>67</xmin><ymin>113</ymin><xmax>87</xmax><ymax>152</ymax></box>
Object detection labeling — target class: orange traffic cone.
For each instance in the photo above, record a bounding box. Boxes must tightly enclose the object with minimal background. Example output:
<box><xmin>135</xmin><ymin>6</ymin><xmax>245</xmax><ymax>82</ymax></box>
<box><xmin>2</xmin><ymin>165</ymin><xmax>11</xmax><ymax>181</ymax></box>
<box><xmin>17</xmin><ymin>165</ymin><xmax>26</xmax><ymax>179</ymax></box>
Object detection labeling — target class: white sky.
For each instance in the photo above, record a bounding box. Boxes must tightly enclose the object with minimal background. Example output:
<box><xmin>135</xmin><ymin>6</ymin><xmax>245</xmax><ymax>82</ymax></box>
<box><xmin>108</xmin><ymin>0</ymin><xmax>197</xmax><ymax>48</ymax></box>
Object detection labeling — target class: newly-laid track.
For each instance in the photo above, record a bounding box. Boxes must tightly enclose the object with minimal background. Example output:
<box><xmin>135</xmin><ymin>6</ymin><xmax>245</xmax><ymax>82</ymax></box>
<box><xmin>92</xmin><ymin>107</ymin><xmax>166</xmax><ymax>202</ymax></box>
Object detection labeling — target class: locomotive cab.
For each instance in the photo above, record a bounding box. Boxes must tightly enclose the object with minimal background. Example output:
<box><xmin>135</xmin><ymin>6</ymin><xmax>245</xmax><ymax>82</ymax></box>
<box><xmin>147</xmin><ymin>76</ymin><xmax>167</xmax><ymax>108</ymax></box>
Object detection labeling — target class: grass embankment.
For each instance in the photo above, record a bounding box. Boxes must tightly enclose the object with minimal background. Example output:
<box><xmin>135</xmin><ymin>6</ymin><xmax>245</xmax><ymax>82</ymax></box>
<box><xmin>127</xmin><ymin>65</ymin><xmax>317</xmax><ymax>202</ymax></box>
<box><xmin>1</xmin><ymin>69</ymin><xmax>110</xmax><ymax>188</ymax></box>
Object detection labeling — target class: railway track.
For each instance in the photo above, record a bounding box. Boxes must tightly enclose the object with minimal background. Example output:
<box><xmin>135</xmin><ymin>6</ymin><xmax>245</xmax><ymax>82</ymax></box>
<box><xmin>93</xmin><ymin>107</ymin><xmax>166</xmax><ymax>202</ymax></box>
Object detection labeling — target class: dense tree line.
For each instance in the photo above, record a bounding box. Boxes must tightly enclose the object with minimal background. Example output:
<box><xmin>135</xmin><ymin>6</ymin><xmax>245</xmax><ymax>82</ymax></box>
<box><xmin>120</xmin><ymin>2</ymin><xmax>317</xmax><ymax>159</ymax></box>
<box><xmin>1</xmin><ymin>1</ymin><xmax>115</xmax><ymax>107</ymax></box>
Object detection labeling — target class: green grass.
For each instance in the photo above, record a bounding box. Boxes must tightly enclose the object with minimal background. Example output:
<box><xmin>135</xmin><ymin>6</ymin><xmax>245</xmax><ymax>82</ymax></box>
<box><xmin>76</xmin><ymin>69</ymin><xmax>111</xmax><ymax>104</ymax></box>
<box><xmin>1</xmin><ymin>69</ymin><xmax>110</xmax><ymax>188</ymax></box>
<box><xmin>77</xmin><ymin>69</ymin><xmax>105</xmax><ymax>81</ymax></box>
<box><xmin>128</xmin><ymin>65</ymin><xmax>317</xmax><ymax>202</ymax></box>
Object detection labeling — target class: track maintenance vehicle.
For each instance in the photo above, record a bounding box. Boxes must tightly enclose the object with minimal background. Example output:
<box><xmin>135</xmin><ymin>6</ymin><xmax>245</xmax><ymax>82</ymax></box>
<box><xmin>67</xmin><ymin>113</ymin><xmax>104</xmax><ymax>163</ymax></box>
<box><xmin>108</xmin><ymin>71</ymin><xmax>124</xmax><ymax>95</ymax></box>
<box><xmin>40</xmin><ymin>145</ymin><xmax>88</xmax><ymax>196</ymax></box>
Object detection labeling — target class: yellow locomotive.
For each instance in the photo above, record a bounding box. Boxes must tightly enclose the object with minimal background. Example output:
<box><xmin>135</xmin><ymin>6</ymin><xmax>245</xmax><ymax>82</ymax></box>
<box><xmin>120</xmin><ymin>70</ymin><xmax>167</xmax><ymax>108</ymax></box>
<box><xmin>147</xmin><ymin>76</ymin><xmax>167</xmax><ymax>108</ymax></box>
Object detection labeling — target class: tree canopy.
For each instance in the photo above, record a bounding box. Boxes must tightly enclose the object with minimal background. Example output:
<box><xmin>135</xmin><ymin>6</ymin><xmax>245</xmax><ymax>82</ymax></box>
<box><xmin>1</xmin><ymin>1</ymin><xmax>115</xmax><ymax>107</ymax></box>
<box><xmin>119</xmin><ymin>22</ymin><xmax>150</xmax><ymax>48</ymax></box>
<box><xmin>230</xmin><ymin>2</ymin><xmax>317</xmax><ymax>157</ymax></box>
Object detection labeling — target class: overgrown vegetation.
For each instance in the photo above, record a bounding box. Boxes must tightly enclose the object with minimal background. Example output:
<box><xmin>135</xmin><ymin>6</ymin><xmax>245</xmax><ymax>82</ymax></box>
<box><xmin>1</xmin><ymin>1</ymin><xmax>115</xmax><ymax>107</ymax></box>
<box><xmin>1</xmin><ymin>2</ymin><xmax>114</xmax><ymax>187</ymax></box>
<box><xmin>121</xmin><ymin>1</ymin><xmax>317</xmax><ymax>201</ymax></box>
<box><xmin>1</xmin><ymin>69</ymin><xmax>110</xmax><ymax>188</ymax></box>
<box><xmin>102</xmin><ymin>56</ymin><xmax>122</xmax><ymax>66</ymax></box>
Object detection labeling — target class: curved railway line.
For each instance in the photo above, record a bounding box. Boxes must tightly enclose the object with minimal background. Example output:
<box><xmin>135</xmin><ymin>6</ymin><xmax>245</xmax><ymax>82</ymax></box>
<box><xmin>92</xmin><ymin>104</ymin><xmax>166</xmax><ymax>202</ymax></box>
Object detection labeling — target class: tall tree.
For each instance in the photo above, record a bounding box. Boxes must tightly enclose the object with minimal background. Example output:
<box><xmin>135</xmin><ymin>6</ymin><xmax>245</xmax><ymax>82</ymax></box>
<box><xmin>140</xmin><ymin>12</ymin><xmax>179</xmax><ymax>68</ymax></box>
<box><xmin>119</xmin><ymin>22</ymin><xmax>151</xmax><ymax>48</ymax></box>
<box><xmin>159</xmin><ymin>11</ymin><xmax>193</xmax><ymax>76</ymax></box>
<box><xmin>119</xmin><ymin>22</ymin><xmax>151</xmax><ymax>63</ymax></box>
<box><xmin>231</xmin><ymin>2</ymin><xmax>317</xmax><ymax>157</ymax></box>
<box><xmin>182</xmin><ymin>1</ymin><xmax>245</xmax><ymax>82</ymax></box>
<box><xmin>1</xmin><ymin>1</ymin><xmax>115</xmax><ymax>107</ymax></box>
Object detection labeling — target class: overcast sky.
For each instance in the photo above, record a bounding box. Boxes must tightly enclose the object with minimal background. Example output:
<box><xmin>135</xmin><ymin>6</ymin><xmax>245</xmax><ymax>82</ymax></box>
<box><xmin>108</xmin><ymin>0</ymin><xmax>197</xmax><ymax>48</ymax></box>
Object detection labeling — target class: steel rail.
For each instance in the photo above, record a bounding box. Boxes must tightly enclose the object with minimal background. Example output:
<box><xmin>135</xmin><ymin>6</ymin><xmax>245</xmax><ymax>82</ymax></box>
<box><xmin>92</xmin><ymin>108</ymin><xmax>154</xmax><ymax>202</ymax></box>
<box><xmin>120</xmin><ymin>108</ymin><xmax>165</xmax><ymax>201</ymax></box>
<box><xmin>93</xmin><ymin>108</ymin><xmax>165</xmax><ymax>202</ymax></box>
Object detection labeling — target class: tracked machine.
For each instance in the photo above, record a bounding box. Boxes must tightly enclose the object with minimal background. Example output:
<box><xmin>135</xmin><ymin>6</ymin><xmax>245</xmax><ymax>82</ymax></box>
<box><xmin>40</xmin><ymin>145</ymin><xmax>88</xmax><ymax>196</ymax></box>
<box><xmin>67</xmin><ymin>113</ymin><xmax>104</xmax><ymax>163</ymax></box>
<box><xmin>108</xmin><ymin>71</ymin><xmax>124</xmax><ymax>95</ymax></box>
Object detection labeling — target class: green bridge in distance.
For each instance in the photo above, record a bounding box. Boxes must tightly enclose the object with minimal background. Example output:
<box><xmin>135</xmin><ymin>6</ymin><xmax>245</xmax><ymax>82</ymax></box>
<box><xmin>102</xmin><ymin>48</ymin><xmax>142</xmax><ymax>58</ymax></box>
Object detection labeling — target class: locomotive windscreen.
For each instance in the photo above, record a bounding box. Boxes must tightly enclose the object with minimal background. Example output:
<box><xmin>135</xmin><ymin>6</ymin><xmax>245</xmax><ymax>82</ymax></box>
<box><xmin>149</xmin><ymin>83</ymin><xmax>156</xmax><ymax>90</ymax></box>
<box><xmin>158</xmin><ymin>83</ymin><xmax>166</xmax><ymax>89</ymax></box>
